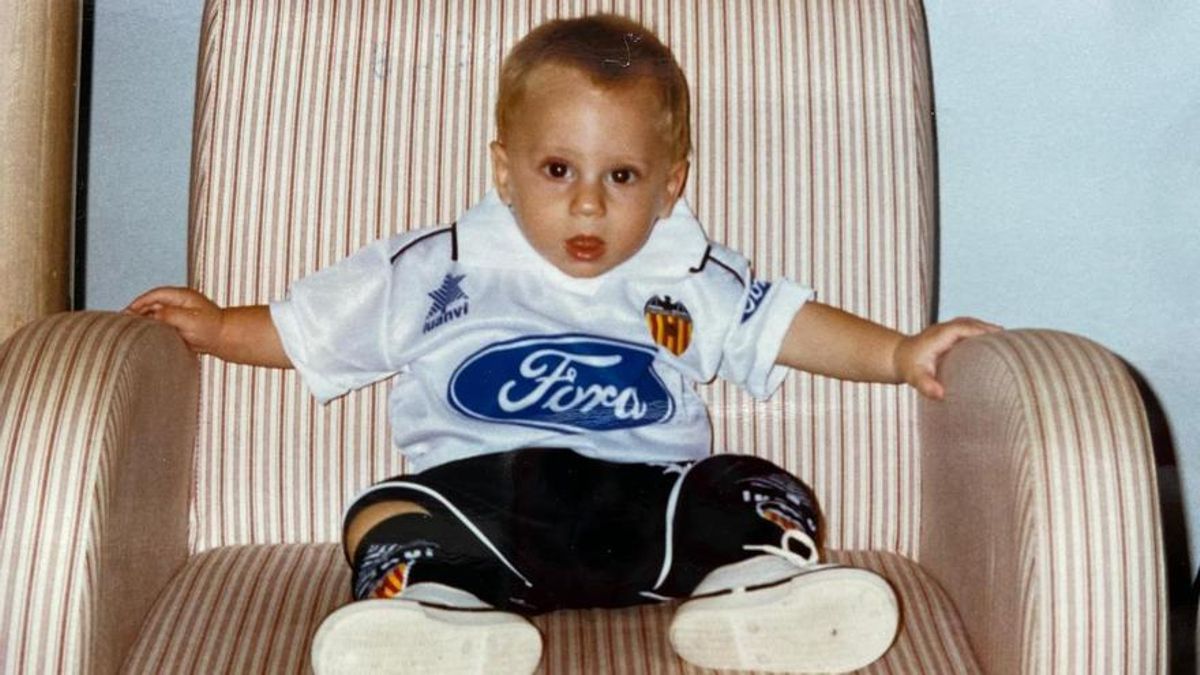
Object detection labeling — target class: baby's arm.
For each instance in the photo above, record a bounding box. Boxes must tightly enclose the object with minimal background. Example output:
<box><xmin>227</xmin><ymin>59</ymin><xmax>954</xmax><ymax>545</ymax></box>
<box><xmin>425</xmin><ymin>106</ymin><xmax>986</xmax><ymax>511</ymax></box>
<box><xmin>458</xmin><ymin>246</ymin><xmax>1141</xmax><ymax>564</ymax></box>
<box><xmin>775</xmin><ymin>301</ymin><xmax>999</xmax><ymax>400</ymax></box>
<box><xmin>125</xmin><ymin>287</ymin><xmax>292</xmax><ymax>368</ymax></box>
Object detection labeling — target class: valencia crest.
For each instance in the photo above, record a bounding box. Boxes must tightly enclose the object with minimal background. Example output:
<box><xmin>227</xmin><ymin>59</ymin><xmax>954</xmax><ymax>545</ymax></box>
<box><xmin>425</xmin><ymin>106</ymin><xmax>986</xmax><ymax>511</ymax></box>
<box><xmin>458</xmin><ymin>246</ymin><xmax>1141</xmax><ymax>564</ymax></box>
<box><xmin>644</xmin><ymin>295</ymin><xmax>693</xmax><ymax>356</ymax></box>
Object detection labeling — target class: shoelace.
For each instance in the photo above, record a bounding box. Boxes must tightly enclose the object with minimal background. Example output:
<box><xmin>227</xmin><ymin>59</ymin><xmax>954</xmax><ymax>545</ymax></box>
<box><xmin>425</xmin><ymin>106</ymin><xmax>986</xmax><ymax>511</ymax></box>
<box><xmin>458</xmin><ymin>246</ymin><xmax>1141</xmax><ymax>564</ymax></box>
<box><xmin>742</xmin><ymin>528</ymin><xmax>821</xmax><ymax>568</ymax></box>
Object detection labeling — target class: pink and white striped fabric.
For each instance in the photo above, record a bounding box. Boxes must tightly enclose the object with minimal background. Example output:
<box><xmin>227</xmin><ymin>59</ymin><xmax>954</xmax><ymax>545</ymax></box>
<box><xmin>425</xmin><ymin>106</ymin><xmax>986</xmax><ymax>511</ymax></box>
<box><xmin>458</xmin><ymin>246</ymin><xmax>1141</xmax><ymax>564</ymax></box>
<box><xmin>0</xmin><ymin>0</ymin><xmax>1167</xmax><ymax>672</ymax></box>
<box><xmin>921</xmin><ymin>330</ymin><xmax>1168</xmax><ymax>674</ymax></box>
<box><xmin>0</xmin><ymin>313</ymin><xmax>197</xmax><ymax>675</ymax></box>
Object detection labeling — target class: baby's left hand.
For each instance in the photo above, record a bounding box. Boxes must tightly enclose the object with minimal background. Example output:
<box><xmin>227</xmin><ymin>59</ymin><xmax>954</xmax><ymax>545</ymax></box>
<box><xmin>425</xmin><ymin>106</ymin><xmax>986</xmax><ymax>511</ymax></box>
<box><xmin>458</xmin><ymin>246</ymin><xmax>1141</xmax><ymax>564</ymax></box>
<box><xmin>893</xmin><ymin>317</ymin><xmax>1002</xmax><ymax>400</ymax></box>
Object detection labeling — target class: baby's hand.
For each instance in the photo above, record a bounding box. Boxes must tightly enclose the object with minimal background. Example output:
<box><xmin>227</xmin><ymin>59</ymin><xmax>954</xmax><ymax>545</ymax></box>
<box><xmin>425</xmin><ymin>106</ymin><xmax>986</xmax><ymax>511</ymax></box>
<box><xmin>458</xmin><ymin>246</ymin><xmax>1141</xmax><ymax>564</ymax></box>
<box><xmin>893</xmin><ymin>317</ymin><xmax>1001</xmax><ymax>400</ymax></box>
<box><xmin>125</xmin><ymin>287</ymin><xmax>225</xmax><ymax>355</ymax></box>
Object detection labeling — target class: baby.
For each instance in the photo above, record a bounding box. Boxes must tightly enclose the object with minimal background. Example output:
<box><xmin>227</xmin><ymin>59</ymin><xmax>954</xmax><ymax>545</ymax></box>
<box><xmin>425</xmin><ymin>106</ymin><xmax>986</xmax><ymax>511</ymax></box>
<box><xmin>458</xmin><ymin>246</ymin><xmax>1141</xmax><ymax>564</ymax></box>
<box><xmin>128</xmin><ymin>14</ymin><xmax>997</xmax><ymax>674</ymax></box>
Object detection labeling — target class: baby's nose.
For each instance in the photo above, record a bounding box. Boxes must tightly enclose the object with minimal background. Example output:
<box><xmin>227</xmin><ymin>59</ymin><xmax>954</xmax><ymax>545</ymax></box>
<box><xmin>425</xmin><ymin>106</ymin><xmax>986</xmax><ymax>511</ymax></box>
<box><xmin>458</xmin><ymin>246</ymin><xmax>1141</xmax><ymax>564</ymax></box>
<box><xmin>570</xmin><ymin>181</ymin><xmax>606</xmax><ymax>217</ymax></box>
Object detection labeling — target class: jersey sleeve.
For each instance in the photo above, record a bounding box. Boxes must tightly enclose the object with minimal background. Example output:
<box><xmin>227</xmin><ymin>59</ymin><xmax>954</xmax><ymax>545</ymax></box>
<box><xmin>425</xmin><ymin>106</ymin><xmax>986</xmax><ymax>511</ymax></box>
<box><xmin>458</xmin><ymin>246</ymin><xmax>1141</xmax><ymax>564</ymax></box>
<box><xmin>269</xmin><ymin>232</ymin><xmax>430</xmax><ymax>403</ymax></box>
<box><xmin>717</xmin><ymin>274</ymin><xmax>815</xmax><ymax>400</ymax></box>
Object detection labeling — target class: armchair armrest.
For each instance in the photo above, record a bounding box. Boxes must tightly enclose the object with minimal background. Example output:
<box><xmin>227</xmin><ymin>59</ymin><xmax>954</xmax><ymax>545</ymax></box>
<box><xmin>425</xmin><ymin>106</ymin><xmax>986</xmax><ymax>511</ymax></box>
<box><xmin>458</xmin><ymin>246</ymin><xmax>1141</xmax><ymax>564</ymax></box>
<box><xmin>0</xmin><ymin>312</ymin><xmax>198</xmax><ymax>675</ymax></box>
<box><xmin>918</xmin><ymin>329</ymin><xmax>1167</xmax><ymax>673</ymax></box>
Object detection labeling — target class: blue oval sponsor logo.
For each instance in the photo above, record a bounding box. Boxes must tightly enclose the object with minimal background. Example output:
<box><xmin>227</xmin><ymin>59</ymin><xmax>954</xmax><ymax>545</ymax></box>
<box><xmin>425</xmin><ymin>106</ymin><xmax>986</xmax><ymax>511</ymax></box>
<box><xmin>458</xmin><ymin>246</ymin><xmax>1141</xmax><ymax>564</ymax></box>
<box><xmin>448</xmin><ymin>334</ymin><xmax>674</xmax><ymax>433</ymax></box>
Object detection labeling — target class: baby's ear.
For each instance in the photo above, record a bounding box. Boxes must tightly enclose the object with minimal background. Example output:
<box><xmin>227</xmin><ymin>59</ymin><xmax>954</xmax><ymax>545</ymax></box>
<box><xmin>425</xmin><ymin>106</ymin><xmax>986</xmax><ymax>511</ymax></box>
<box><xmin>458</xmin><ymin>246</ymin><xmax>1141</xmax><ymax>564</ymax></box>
<box><xmin>659</xmin><ymin>160</ymin><xmax>690</xmax><ymax>217</ymax></box>
<box><xmin>489</xmin><ymin>141</ymin><xmax>512</xmax><ymax>204</ymax></box>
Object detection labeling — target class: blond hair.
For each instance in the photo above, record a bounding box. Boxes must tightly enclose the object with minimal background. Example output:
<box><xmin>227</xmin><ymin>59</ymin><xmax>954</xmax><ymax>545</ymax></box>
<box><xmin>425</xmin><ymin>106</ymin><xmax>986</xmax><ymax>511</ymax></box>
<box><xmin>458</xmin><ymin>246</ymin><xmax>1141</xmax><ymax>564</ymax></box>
<box><xmin>496</xmin><ymin>14</ymin><xmax>691</xmax><ymax>162</ymax></box>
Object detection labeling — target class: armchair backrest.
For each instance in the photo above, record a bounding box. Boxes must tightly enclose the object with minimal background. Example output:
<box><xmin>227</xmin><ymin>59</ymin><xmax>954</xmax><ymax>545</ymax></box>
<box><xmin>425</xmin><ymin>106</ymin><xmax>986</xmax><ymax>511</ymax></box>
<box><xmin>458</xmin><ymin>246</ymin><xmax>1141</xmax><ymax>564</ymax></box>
<box><xmin>186</xmin><ymin>0</ymin><xmax>936</xmax><ymax>556</ymax></box>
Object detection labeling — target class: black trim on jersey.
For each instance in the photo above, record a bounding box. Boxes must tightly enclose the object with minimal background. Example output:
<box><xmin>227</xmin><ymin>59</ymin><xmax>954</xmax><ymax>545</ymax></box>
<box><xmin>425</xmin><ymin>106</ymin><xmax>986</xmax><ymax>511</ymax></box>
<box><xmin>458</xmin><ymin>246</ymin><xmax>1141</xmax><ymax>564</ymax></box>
<box><xmin>687</xmin><ymin>245</ymin><xmax>712</xmax><ymax>273</ymax></box>
<box><xmin>390</xmin><ymin>225</ymin><xmax>456</xmax><ymax>265</ymax></box>
<box><xmin>688</xmin><ymin>245</ymin><xmax>744</xmax><ymax>286</ymax></box>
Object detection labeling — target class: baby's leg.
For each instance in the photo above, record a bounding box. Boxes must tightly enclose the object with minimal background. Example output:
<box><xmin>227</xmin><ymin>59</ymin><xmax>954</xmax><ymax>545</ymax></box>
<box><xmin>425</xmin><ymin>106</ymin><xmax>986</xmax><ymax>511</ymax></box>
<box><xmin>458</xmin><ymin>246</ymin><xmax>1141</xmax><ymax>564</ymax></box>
<box><xmin>313</xmin><ymin>477</ymin><xmax>542</xmax><ymax>674</ymax></box>
<box><xmin>343</xmin><ymin>491</ymin><xmax>529</xmax><ymax>606</ymax></box>
<box><xmin>656</xmin><ymin>454</ymin><xmax>823</xmax><ymax>596</ymax></box>
<box><xmin>661</xmin><ymin>454</ymin><xmax>899</xmax><ymax>673</ymax></box>
<box><xmin>349</xmin><ymin>448</ymin><xmax>680</xmax><ymax>613</ymax></box>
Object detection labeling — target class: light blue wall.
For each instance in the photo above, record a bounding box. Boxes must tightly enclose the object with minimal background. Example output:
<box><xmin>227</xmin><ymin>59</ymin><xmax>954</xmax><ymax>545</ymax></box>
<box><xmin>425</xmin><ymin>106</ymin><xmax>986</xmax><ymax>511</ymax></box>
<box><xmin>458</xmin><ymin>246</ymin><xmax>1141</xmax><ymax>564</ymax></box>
<box><xmin>924</xmin><ymin>1</ymin><xmax>1200</xmax><ymax>575</ymax></box>
<box><xmin>87</xmin><ymin>2</ymin><xmax>1200</xmax><ymax>576</ymax></box>
<box><xmin>84</xmin><ymin>1</ymin><xmax>198</xmax><ymax>310</ymax></box>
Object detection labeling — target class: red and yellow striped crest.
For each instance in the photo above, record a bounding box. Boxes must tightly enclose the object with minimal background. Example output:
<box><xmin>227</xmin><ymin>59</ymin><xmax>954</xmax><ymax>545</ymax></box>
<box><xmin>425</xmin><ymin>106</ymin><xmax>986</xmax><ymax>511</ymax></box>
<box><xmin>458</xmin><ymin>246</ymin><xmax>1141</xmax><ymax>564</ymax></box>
<box><xmin>370</xmin><ymin>563</ymin><xmax>410</xmax><ymax>599</ymax></box>
<box><xmin>644</xmin><ymin>296</ymin><xmax>693</xmax><ymax>356</ymax></box>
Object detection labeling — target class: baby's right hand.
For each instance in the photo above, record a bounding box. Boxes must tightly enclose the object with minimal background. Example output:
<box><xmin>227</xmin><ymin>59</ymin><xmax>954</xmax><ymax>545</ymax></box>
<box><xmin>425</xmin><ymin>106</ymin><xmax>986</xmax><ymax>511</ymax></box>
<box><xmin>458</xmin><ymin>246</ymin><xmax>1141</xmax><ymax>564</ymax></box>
<box><xmin>125</xmin><ymin>287</ymin><xmax>225</xmax><ymax>355</ymax></box>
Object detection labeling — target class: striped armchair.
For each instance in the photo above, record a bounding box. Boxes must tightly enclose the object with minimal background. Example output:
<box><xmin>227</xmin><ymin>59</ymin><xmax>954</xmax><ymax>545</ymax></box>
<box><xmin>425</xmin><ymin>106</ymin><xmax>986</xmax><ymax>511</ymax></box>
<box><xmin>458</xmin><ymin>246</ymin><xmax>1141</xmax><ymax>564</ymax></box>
<box><xmin>0</xmin><ymin>1</ymin><xmax>1167</xmax><ymax>673</ymax></box>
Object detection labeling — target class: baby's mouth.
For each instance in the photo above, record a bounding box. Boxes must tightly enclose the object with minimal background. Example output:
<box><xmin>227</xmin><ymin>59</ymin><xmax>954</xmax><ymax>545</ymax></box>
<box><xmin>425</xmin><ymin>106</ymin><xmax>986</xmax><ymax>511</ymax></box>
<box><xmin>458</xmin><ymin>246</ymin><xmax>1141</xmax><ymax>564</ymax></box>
<box><xmin>564</xmin><ymin>235</ymin><xmax>606</xmax><ymax>262</ymax></box>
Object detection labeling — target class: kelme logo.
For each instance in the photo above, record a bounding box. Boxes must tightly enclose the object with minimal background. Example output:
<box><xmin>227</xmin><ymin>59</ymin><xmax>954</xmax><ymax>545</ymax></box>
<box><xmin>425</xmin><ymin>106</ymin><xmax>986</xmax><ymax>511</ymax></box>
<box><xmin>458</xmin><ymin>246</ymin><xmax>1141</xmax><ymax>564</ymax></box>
<box><xmin>448</xmin><ymin>334</ymin><xmax>674</xmax><ymax>433</ymax></box>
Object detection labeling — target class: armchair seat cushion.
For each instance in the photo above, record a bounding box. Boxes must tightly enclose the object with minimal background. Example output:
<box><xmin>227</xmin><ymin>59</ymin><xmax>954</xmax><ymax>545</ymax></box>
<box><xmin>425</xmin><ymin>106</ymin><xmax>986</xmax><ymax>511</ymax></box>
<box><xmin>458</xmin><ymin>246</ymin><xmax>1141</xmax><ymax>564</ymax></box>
<box><xmin>122</xmin><ymin>546</ymin><xmax>978</xmax><ymax>673</ymax></box>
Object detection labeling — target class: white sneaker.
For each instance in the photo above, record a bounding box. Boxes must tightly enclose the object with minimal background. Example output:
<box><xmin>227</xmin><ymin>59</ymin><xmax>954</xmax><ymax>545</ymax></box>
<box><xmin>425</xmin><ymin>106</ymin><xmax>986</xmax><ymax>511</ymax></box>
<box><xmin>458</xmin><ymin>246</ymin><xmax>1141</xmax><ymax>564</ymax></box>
<box><xmin>311</xmin><ymin>583</ymin><xmax>543</xmax><ymax>675</ymax></box>
<box><xmin>669</xmin><ymin>531</ymin><xmax>899</xmax><ymax>674</ymax></box>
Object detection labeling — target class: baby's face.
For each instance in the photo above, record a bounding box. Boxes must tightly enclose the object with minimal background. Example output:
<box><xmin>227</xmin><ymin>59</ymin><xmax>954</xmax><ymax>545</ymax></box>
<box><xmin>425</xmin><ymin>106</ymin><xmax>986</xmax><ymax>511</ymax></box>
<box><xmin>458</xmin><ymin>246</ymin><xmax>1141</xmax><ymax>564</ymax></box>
<box><xmin>491</xmin><ymin>64</ymin><xmax>688</xmax><ymax>278</ymax></box>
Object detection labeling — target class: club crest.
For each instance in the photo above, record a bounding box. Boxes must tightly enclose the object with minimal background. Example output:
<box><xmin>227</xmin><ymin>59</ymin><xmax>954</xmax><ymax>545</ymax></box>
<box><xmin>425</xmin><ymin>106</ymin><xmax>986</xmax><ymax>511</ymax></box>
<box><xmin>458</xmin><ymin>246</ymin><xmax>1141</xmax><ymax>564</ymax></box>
<box><xmin>644</xmin><ymin>295</ymin><xmax>692</xmax><ymax>356</ymax></box>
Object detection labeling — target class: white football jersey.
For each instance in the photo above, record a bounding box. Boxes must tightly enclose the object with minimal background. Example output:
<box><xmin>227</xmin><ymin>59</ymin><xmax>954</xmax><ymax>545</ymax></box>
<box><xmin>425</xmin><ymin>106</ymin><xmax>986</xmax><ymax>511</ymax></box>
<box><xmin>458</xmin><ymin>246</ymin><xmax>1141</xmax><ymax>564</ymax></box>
<box><xmin>270</xmin><ymin>191</ymin><xmax>813</xmax><ymax>472</ymax></box>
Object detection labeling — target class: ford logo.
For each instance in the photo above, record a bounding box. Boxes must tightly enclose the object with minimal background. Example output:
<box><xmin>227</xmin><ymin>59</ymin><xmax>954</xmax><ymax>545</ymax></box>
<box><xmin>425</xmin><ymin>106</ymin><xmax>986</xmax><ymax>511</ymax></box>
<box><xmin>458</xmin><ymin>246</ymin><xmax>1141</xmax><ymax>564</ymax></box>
<box><xmin>448</xmin><ymin>334</ymin><xmax>674</xmax><ymax>433</ymax></box>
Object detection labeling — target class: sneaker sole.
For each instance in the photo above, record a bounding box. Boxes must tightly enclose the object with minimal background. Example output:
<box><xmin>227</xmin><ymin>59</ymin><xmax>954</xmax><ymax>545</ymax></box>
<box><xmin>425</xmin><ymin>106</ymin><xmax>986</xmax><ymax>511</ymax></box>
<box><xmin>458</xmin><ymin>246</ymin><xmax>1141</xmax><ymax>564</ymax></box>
<box><xmin>669</xmin><ymin>566</ymin><xmax>899</xmax><ymax>673</ymax></box>
<box><xmin>311</xmin><ymin>599</ymin><xmax>543</xmax><ymax>675</ymax></box>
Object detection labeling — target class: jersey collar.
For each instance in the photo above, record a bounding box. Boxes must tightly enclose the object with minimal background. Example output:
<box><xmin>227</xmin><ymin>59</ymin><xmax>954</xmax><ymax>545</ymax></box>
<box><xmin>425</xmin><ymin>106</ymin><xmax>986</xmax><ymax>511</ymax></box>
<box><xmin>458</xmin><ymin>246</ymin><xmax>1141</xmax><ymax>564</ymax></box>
<box><xmin>455</xmin><ymin>190</ymin><xmax>711</xmax><ymax>289</ymax></box>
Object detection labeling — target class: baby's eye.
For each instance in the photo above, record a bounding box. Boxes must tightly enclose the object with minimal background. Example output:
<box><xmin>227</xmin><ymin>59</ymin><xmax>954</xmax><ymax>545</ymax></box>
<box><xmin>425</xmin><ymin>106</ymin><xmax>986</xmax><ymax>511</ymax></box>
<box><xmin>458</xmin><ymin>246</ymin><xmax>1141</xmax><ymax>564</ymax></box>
<box><xmin>544</xmin><ymin>162</ymin><xmax>570</xmax><ymax>179</ymax></box>
<box><xmin>610</xmin><ymin>168</ymin><xmax>636</xmax><ymax>184</ymax></box>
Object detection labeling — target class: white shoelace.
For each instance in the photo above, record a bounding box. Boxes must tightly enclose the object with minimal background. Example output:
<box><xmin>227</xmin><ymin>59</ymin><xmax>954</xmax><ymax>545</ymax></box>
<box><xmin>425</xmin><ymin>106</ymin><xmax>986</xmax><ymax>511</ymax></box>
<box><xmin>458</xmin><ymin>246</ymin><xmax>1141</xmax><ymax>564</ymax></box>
<box><xmin>742</xmin><ymin>528</ymin><xmax>821</xmax><ymax>568</ymax></box>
